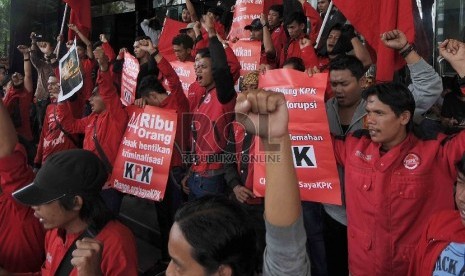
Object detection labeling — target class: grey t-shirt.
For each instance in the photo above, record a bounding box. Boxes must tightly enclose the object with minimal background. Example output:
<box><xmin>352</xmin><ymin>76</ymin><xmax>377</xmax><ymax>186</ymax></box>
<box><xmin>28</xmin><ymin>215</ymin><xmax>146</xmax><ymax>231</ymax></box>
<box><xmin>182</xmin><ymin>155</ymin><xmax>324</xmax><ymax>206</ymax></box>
<box><xmin>263</xmin><ymin>214</ymin><xmax>311</xmax><ymax>275</ymax></box>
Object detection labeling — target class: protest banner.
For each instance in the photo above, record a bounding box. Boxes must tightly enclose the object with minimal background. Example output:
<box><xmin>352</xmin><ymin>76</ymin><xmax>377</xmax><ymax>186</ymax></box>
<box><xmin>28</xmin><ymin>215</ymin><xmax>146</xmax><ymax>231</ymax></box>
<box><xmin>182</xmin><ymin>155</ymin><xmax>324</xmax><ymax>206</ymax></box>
<box><xmin>229</xmin><ymin>0</ymin><xmax>264</xmax><ymax>40</ymax></box>
<box><xmin>158</xmin><ymin>18</ymin><xmax>188</xmax><ymax>62</ymax></box>
<box><xmin>111</xmin><ymin>105</ymin><xmax>177</xmax><ymax>201</ymax></box>
<box><xmin>252</xmin><ymin>69</ymin><xmax>341</xmax><ymax>204</ymax></box>
<box><xmin>120</xmin><ymin>52</ymin><xmax>140</xmax><ymax>106</ymax></box>
<box><xmin>231</xmin><ymin>40</ymin><xmax>261</xmax><ymax>90</ymax></box>
<box><xmin>58</xmin><ymin>40</ymin><xmax>83</xmax><ymax>102</ymax></box>
<box><xmin>167</xmin><ymin>61</ymin><xmax>196</xmax><ymax>97</ymax></box>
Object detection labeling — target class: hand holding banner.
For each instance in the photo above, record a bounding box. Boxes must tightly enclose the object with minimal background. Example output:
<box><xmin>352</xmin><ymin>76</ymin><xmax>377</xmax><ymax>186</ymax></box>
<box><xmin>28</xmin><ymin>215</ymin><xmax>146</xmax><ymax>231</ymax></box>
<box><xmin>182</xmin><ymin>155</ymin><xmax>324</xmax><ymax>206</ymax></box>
<box><xmin>111</xmin><ymin>105</ymin><xmax>178</xmax><ymax>201</ymax></box>
<box><xmin>229</xmin><ymin>0</ymin><xmax>264</xmax><ymax>40</ymax></box>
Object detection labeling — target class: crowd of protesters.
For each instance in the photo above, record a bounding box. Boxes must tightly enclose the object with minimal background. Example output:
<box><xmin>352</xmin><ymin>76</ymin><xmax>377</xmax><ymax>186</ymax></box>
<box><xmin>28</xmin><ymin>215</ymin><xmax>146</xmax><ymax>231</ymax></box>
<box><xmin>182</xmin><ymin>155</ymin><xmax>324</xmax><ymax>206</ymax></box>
<box><xmin>2</xmin><ymin>0</ymin><xmax>465</xmax><ymax>275</ymax></box>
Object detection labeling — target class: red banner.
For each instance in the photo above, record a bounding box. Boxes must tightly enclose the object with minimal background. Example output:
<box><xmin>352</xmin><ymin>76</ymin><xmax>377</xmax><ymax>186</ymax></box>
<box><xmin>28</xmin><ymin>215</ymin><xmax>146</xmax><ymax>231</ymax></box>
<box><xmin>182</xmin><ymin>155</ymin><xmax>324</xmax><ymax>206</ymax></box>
<box><xmin>120</xmin><ymin>52</ymin><xmax>139</xmax><ymax>106</ymax></box>
<box><xmin>253</xmin><ymin>69</ymin><xmax>341</xmax><ymax>204</ymax></box>
<box><xmin>332</xmin><ymin>0</ymin><xmax>415</xmax><ymax>81</ymax></box>
<box><xmin>229</xmin><ymin>1</ymin><xmax>264</xmax><ymax>40</ymax></box>
<box><xmin>63</xmin><ymin>0</ymin><xmax>91</xmax><ymax>39</ymax></box>
<box><xmin>159</xmin><ymin>18</ymin><xmax>188</xmax><ymax>62</ymax></box>
<box><xmin>166</xmin><ymin>61</ymin><xmax>196</xmax><ymax>97</ymax></box>
<box><xmin>110</xmin><ymin>105</ymin><xmax>177</xmax><ymax>201</ymax></box>
<box><xmin>231</xmin><ymin>40</ymin><xmax>261</xmax><ymax>90</ymax></box>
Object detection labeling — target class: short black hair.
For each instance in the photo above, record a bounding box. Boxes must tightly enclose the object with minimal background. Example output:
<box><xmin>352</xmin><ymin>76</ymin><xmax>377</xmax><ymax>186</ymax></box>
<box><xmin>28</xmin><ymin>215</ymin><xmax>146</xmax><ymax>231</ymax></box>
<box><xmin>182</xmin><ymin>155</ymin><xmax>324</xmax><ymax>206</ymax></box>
<box><xmin>329</xmin><ymin>55</ymin><xmax>365</xmax><ymax>80</ymax></box>
<box><xmin>172</xmin><ymin>34</ymin><xmax>194</xmax><ymax>50</ymax></box>
<box><xmin>196</xmin><ymin>47</ymin><xmax>211</xmax><ymax>59</ymax></box>
<box><xmin>138</xmin><ymin>75</ymin><xmax>167</xmax><ymax>98</ymax></box>
<box><xmin>283</xmin><ymin>57</ymin><xmax>305</xmax><ymax>72</ymax></box>
<box><xmin>269</xmin><ymin>4</ymin><xmax>284</xmax><ymax>18</ymax></box>
<box><xmin>58</xmin><ymin>193</ymin><xmax>114</xmax><ymax>232</ymax></box>
<box><xmin>135</xmin><ymin>35</ymin><xmax>151</xmax><ymax>42</ymax></box>
<box><xmin>175</xmin><ymin>196</ymin><xmax>257</xmax><ymax>275</ymax></box>
<box><xmin>362</xmin><ymin>83</ymin><xmax>415</xmax><ymax>131</ymax></box>
<box><xmin>284</xmin><ymin>12</ymin><xmax>307</xmax><ymax>27</ymax></box>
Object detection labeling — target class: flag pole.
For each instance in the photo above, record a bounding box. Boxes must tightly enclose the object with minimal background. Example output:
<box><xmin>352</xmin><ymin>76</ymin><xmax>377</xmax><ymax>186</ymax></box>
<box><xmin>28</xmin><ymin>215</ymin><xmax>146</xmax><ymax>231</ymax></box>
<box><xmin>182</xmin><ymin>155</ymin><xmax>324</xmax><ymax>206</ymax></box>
<box><xmin>55</xmin><ymin>3</ymin><xmax>69</xmax><ymax>56</ymax></box>
<box><xmin>315</xmin><ymin>1</ymin><xmax>333</xmax><ymax>48</ymax></box>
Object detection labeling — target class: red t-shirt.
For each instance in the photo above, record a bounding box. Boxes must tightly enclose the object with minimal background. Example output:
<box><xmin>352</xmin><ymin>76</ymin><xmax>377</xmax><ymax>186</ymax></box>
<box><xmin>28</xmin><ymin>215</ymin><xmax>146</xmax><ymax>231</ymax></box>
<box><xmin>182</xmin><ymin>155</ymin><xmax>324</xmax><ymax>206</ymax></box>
<box><xmin>41</xmin><ymin>220</ymin><xmax>138</xmax><ymax>275</ymax></box>
<box><xmin>270</xmin><ymin>25</ymin><xmax>287</xmax><ymax>66</ymax></box>
<box><xmin>57</xmin><ymin>70</ymin><xmax>128</xmax><ymax>166</ymax></box>
<box><xmin>0</xmin><ymin>144</ymin><xmax>45</xmax><ymax>272</ymax></box>
<box><xmin>34</xmin><ymin>103</ymin><xmax>78</xmax><ymax>165</ymax></box>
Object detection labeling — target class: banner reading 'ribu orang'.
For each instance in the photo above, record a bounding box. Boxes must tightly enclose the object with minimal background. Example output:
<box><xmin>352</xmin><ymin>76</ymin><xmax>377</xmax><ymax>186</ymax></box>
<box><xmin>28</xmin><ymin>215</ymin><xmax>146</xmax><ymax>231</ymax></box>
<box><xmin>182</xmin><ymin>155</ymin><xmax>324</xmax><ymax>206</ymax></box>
<box><xmin>111</xmin><ymin>105</ymin><xmax>177</xmax><ymax>201</ymax></box>
<box><xmin>252</xmin><ymin>69</ymin><xmax>341</xmax><ymax>204</ymax></box>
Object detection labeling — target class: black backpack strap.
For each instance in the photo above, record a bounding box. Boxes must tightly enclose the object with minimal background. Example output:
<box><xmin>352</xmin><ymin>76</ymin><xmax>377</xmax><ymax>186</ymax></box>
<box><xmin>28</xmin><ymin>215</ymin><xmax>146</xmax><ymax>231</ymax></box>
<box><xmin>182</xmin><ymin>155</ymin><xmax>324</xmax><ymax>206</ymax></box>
<box><xmin>53</xmin><ymin>106</ymin><xmax>80</xmax><ymax>148</ymax></box>
<box><xmin>93</xmin><ymin>119</ymin><xmax>113</xmax><ymax>173</ymax></box>
<box><xmin>54</xmin><ymin>227</ymin><xmax>97</xmax><ymax>276</ymax></box>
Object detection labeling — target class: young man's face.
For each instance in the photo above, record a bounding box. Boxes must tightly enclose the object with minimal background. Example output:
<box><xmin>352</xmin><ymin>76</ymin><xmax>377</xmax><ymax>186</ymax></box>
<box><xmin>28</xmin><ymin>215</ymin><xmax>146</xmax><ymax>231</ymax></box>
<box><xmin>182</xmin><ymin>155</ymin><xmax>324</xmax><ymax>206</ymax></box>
<box><xmin>268</xmin><ymin>10</ymin><xmax>281</xmax><ymax>28</ymax></box>
<box><xmin>133</xmin><ymin>41</ymin><xmax>148</xmax><ymax>59</ymax></box>
<box><xmin>173</xmin><ymin>44</ymin><xmax>191</xmax><ymax>62</ymax></box>
<box><xmin>249</xmin><ymin>29</ymin><xmax>263</xmax><ymax>41</ymax></box>
<box><xmin>90</xmin><ymin>89</ymin><xmax>106</xmax><ymax>114</ymax></box>
<box><xmin>286</xmin><ymin>21</ymin><xmax>304</xmax><ymax>39</ymax></box>
<box><xmin>456</xmin><ymin>172</ymin><xmax>465</xmax><ymax>227</ymax></box>
<box><xmin>195</xmin><ymin>56</ymin><xmax>214</xmax><ymax>89</ymax></box>
<box><xmin>330</xmin><ymin>69</ymin><xmax>363</xmax><ymax>108</ymax></box>
<box><xmin>181</xmin><ymin>8</ymin><xmax>191</xmax><ymax>23</ymax></box>
<box><xmin>326</xmin><ymin>29</ymin><xmax>341</xmax><ymax>54</ymax></box>
<box><xmin>317</xmin><ymin>0</ymin><xmax>330</xmax><ymax>13</ymax></box>
<box><xmin>365</xmin><ymin>94</ymin><xmax>410</xmax><ymax>151</ymax></box>
<box><xmin>47</xmin><ymin>76</ymin><xmax>60</xmax><ymax>99</ymax></box>
<box><xmin>31</xmin><ymin>200</ymin><xmax>79</xmax><ymax>231</ymax></box>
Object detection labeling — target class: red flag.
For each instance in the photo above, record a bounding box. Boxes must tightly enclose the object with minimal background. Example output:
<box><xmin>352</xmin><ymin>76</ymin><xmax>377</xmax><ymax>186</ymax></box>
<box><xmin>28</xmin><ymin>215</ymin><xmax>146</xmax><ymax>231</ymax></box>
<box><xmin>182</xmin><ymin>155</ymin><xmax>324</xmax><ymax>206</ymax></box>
<box><xmin>63</xmin><ymin>0</ymin><xmax>91</xmax><ymax>39</ymax></box>
<box><xmin>158</xmin><ymin>18</ymin><xmax>188</xmax><ymax>62</ymax></box>
<box><xmin>332</xmin><ymin>0</ymin><xmax>415</xmax><ymax>81</ymax></box>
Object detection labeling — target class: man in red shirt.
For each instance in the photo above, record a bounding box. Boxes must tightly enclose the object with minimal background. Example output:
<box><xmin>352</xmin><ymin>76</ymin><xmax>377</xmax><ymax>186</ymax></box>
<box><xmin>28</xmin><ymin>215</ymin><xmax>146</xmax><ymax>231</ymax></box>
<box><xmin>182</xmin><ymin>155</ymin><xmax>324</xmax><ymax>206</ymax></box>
<box><xmin>56</xmin><ymin>49</ymin><xmax>128</xmax><ymax>213</ymax></box>
<box><xmin>183</xmin><ymin>14</ymin><xmax>240</xmax><ymax>200</ymax></box>
<box><xmin>172</xmin><ymin>34</ymin><xmax>195</xmax><ymax>62</ymax></box>
<box><xmin>267</xmin><ymin>5</ymin><xmax>287</xmax><ymax>67</ymax></box>
<box><xmin>0</xmin><ymin>91</ymin><xmax>45</xmax><ymax>274</ymax></box>
<box><xmin>34</xmin><ymin>76</ymin><xmax>79</xmax><ymax>171</ymax></box>
<box><xmin>280</xmin><ymin>12</ymin><xmax>319</xmax><ymax>69</ymax></box>
<box><xmin>332</xmin><ymin>82</ymin><xmax>464</xmax><ymax>275</ymax></box>
<box><xmin>12</xmin><ymin>149</ymin><xmax>138</xmax><ymax>275</ymax></box>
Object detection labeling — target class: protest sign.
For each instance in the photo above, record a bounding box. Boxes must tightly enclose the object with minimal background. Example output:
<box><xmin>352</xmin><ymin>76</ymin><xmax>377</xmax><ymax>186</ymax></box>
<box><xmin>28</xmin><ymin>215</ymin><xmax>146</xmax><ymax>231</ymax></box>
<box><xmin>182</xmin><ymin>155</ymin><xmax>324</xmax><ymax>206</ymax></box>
<box><xmin>159</xmin><ymin>18</ymin><xmax>188</xmax><ymax>62</ymax></box>
<box><xmin>229</xmin><ymin>0</ymin><xmax>264</xmax><ymax>40</ymax></box>
<box><xmin>58</xmin><ymin>40</ymin><xmax>83</xmax><ymax>102</ymax></box>
<box><xmin>167</xmin><ymin>61</ymin><xmax>195</xmax><ymax>97</ymax></box>
<box><xmin>253</xmin><ymin>69</ymin><xmax>342</xmax><ymax>204</ymax></box>
<box><xmin>111</xmin><ymin>105</ymin><xmax>177</xmax><ymax>201</ymax></box>
<box><xmin>120</xmin><ymin>52</ymin><xmax>139</xmax><ymax>106</ymax></box>
<box><xmin>231</xmin><ymin>40</ymin><xmax>261</xmax><ymax>90</ymax></box>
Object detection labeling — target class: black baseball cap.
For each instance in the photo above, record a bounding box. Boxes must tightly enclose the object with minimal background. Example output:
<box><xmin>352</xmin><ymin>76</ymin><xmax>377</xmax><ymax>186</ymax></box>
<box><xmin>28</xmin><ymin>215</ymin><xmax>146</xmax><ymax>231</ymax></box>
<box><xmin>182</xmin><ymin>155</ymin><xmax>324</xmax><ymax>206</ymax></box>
<box><xmin>244</xmin><ymin>19</ymin><xmax>263</xmax><ymax>31</ymax></box>
<box><xmin>13</xmin><ymin>149</ymin><xmax>108</xmax><ymax>206</ymax></box>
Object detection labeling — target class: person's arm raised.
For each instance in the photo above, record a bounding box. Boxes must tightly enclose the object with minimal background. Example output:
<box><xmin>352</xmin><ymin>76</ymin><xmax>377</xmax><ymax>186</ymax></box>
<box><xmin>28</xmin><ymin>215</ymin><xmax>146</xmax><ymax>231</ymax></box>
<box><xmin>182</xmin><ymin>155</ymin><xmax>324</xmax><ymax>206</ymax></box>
<box><xmin>235</xmin><ymin>89</ymin><xmax>300</xmax><ymax>226</ymax></box>
<box><xmin>0</xmin><ymin>98</ymin><xmax>18</xmax><ymax>158</ymax></box>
